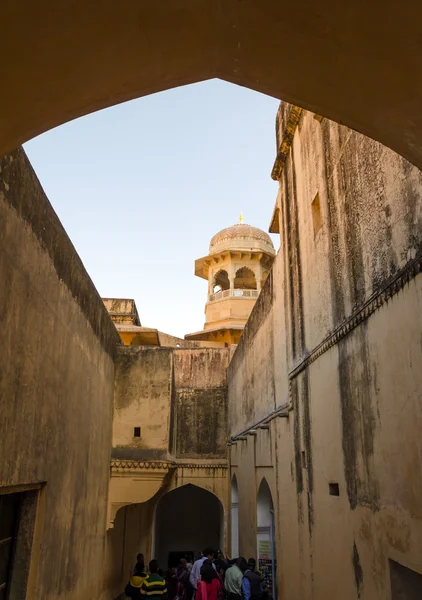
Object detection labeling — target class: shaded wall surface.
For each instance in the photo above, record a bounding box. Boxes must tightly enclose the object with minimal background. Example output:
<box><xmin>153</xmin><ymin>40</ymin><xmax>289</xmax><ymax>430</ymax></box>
<box><xmin>228</xmin><ymin>106</ymin><xmax>422</xmax><ymax>600</ymax></box>
<box><xmin>0</xmin><ymin>149</ymin><xmax>121</xmax><ymax>599</ymax></box>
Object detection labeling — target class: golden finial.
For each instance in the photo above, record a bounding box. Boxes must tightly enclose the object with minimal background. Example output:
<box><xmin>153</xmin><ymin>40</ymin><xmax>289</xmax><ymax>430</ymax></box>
<box><xmin>239</xmin><ymin>212</ymin><xmax>244</xmax><ymax>224</ymax></box>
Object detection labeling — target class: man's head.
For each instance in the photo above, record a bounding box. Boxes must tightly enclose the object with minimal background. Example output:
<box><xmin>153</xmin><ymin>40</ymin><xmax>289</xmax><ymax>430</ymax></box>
<box><xmin>180</xmin><ymin>558</ymin><xmax>187</xmax><ymax>568</ymax></box>
<box><xmin>202</xmin><ymin>547</ymin><xmax>215</xmax><ymax>560</ymax></box>
<box><xmin>149</xmin><ymin>559</ymin><xmax>159</xmax><ymax>573</ymax></box>
<box><xmin>236</xmin><ymin>557</ymin><xmax>248</xmax><ymax>573</ymax></box>
<box><xmin>137</xmin><ymin>553</ymin><xmax>144</xmax><ymax>562</ymax></box>
<box><xmin>247</xmin><ymin>558</ymin><xmax>256</xmax><ymax>571</ymax></box>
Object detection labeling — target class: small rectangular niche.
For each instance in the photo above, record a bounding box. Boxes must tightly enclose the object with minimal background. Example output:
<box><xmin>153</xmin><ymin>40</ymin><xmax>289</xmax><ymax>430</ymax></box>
<box><xmin>390</xmin><ymin>559</ymin><xmax>422</xmax><ymax>599</ymax></box>
<box><xmin>133</xmin><ymin>426</ymin><xmax>141</xmax><ymax>438</ymax></box>
<box><xmin>311</xmin><ymin>193</ymin><xmax>322</xmax><ymax>238</ymax></box>
<box><xmin>329</xmin><ymin>482</ymin><xmax>340</xmax><ymax>496</ymax></box>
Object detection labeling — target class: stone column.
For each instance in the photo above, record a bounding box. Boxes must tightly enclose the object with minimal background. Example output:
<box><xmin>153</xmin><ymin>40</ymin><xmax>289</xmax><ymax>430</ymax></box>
<box><xmin>229</xmin><ymin>262</ymin><xmax>235</xmax><ymax>293</ymax></box>
<box><xmin>208</xmin><ymin>271</ymin><xmax>214</xmax><ymax>297</ymax></box>
<box><xmin>255</xmin><ymin>262</ymin><xmax>263</xmax><ymax>291</ymax></box>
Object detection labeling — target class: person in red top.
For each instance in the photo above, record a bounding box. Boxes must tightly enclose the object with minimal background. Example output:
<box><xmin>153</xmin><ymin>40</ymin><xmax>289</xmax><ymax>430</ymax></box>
<box><xmin>196</xmin><ymin>562</ymin><xmax>222</xmax><ymax>600</ymax></box>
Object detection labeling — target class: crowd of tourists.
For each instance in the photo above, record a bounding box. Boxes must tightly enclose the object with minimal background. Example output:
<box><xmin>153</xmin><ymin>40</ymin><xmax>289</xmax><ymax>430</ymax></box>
<box><xmin>123</xmin><ymin>549</ymin><xmax>269</xmax><ymax>600</ymax></box>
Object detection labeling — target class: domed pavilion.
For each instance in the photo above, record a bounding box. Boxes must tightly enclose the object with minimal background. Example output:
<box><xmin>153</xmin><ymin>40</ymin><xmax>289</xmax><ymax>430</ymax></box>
<box><xmin>185</xmin><ymin>216</ymin><xmax>276</xmax><ymax>346</ymax></box>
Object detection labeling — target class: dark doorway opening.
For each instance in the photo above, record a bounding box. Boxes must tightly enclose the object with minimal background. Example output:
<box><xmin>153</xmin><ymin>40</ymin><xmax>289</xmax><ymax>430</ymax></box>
<box><xmin>0</xmin><ymin>487</ymin><xmax>40</xmax><ymax>600</ymax></box>
<box><xmin>154</xmin><ymin>484</ymin><xmax>222</xmax><ymax>572</ymax></box>
<box><xmin>390</xmin><ymin>559</ymin><xmax>422</xmax><ymax>600</ymax></box>
<box><xmin>167</xmin><ymin>551</ymin><xmax>195</xmax><ymax>570</ymax></box>
<box><xmin>0</xmin><ymin>493</ymin><xmax>21</xmax><ymax>598</ymax></box>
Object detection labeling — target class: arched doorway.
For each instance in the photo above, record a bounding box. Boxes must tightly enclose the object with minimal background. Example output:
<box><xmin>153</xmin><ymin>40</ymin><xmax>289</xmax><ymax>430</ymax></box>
<box><xmin>154</xmin><ymin>484</ymin><xmax>222</xmax><ymax>570</ymax></box>
<box><xmin>231</xmin><ymin>475</ymin><xmax>239</xmax><ymax>558</ymax></box>
<box><xmin>257</xmin><ymin>479</ymin><xmax>276</xmax><ymax>599</ymax></box>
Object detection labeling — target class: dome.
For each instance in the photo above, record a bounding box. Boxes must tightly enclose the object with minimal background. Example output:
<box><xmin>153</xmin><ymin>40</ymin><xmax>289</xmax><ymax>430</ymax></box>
<box><xmin>209</xmin><ymin>223</ymin><xmax>275</xmax><ymax>255</ymax></box>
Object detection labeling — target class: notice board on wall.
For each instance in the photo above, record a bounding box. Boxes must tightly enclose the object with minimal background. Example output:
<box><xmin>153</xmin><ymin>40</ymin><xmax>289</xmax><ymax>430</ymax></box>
<box><xmin>258</xmin><ymin>540</ymin><xmax>275</xmax><ymax>596</ymax></box>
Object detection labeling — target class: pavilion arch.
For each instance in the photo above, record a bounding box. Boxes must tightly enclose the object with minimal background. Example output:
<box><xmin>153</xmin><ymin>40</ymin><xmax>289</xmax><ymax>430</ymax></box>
<box><xmin>214</xmin><ymin>269</ymin><xmax>230</xmax><ymax>293</ymax></box>
<box><xmin>257</xmin><ymin>478</ymin><xmax>277</xmax><ymax>598</ymax></box>
<box><xmin>234</xmin><ymin>267</ymin><xmax>257</xmax><ymax>290</ymax></box>
<box><xmin>1</xmin><ymin>2</ymin><xmax>422</xmax><ymax>170</ymax></box>
<box><xmin>231</xmin><ymin>474</ymin><xmax>239</xmax><ymax>558</ymax></box>
<box><xmin>153</xmin><ymin>483</ymin><xmax>224</xmax><ymax>570</ymax></box>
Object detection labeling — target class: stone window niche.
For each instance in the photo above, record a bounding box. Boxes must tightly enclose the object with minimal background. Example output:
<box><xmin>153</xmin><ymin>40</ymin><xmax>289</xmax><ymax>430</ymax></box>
<box><xmin>311</xmin><ymin>193</ymin><xmax>322</xmax><ymax>238</ymax></box>
<box><xmin>328</xmin><ymin>482</ymin><xmax>340</xmax><ymax>496</ymax></box>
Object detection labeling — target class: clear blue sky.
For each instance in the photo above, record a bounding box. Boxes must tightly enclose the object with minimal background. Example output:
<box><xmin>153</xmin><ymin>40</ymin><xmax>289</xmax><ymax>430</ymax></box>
<box><xmin>24</xmin><ymin>79</ymin><xmax>280</xmax><ymax>338</ymax></box>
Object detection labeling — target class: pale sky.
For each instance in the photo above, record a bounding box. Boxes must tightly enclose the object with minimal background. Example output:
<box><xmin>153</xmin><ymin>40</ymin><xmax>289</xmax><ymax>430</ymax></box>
<box><xmin>24</xmin><ymin>79</ymin><xmax>280</xmax><ymax>338</ymax></box>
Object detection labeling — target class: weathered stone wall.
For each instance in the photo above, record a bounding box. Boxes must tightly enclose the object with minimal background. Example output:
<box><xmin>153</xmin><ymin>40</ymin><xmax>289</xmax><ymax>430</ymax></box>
<box><xmin>0</xmin><ymin>148</ymin><xmax>121</xmax><ymax>599</ymax></box>
<box><xmin>113</xmin><ymin>347</ymin><xmax>173</xmax><ymax>460</ymax></box>
<box><xmin>229</xmin><ymin>106</ymin><xmax>422</xmax><ymax>600</ymax></box>
<box><xmin>113</xmin><ymin>346</ymin><xmax>230</xmax><ymax>461</ymax></box>
<box><xmin>173</xmin><ymin>349</ymin><xmax>228</xmax><ymax>458</ymax></box>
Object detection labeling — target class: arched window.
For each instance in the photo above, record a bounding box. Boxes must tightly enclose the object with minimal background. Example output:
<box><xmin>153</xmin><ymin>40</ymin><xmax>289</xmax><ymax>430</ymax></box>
<box><xmin>234</xmin><ymin>267</ymin><xmax>257</xmax><ymax>290</ymax></box>
<box><xmin>257</xmin><ymin>479</ymin><xmax>277</xmax><ymax>598</ymax></box>
<box><xmin>231</xmin><ymin>475</ymin><xmax>239</xmax><ymax>558</ymax></box>
<box><xmin>213</xmin><ymin>269</ymin><xmax>230</xmax><ymax>292</ymax></box>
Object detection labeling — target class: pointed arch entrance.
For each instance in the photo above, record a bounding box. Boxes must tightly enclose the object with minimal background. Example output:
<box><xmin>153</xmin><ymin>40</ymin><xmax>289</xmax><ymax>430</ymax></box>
<box><xmin>257</xmin><ymin>479</ymin><xmax>276</xmax><ymax>599</ymax></box>
<box><xmin>154</xmin><ymin>484</ymin><xmax>222</xmax><ymax>570</ymax></box>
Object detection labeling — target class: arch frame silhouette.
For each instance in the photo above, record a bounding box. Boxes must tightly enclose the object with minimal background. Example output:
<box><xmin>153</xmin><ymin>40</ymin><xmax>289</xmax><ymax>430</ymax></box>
<box><xmin>1</xmin><ymin>1</ymin><xmax>422</xmax><ymax>171</ymax></box>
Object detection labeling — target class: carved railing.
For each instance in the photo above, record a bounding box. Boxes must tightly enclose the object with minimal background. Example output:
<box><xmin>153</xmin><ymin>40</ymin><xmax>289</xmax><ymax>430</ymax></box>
<box><xmin>208</xmin><ymin>289</ymin><xmax>259</xmax><ymax>302</ymax></box>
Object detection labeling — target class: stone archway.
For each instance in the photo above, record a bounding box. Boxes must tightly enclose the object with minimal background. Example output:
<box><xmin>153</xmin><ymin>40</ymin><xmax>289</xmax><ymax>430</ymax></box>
<box><xmin>153</xmin><ymin>484</ymin><xmax>223</xmax><ymax>570</ymax></box>
<box><xmin>1</xmin><ymin>2</ymin><xmax>422</xmax><ymax>169</ymax></box>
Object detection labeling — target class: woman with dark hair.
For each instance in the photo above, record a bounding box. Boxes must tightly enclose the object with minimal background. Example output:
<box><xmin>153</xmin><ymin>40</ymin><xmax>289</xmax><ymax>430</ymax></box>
<box><xmin>196</xmin><ymin>562</ymin><xmax>222</xmax><ymax>600</ymax></box>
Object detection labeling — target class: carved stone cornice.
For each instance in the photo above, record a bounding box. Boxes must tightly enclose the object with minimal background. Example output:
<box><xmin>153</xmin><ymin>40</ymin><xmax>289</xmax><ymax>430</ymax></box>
<box><xmin>289</xmin><ymin>252</ymin><xmax>422</xmax><ymax>380</ymax></box>
<box><xmin>110</xmin><ymin>459</ymin><xmax>175</xmax><ymax>470</ymax></box>
<box><xmin>271</xmin><ymin>106</ymin><xmax>303</xmax><ymax>181</ymax></box>
<box><xmin>177</xmin><ymin>463</ymin><xmax>228</xmax><ymax>470</ymax></box>
<box><xmin>110</xmin><ymin>459</ymin><xmax>228</xmax><ymax>471</ymax></box>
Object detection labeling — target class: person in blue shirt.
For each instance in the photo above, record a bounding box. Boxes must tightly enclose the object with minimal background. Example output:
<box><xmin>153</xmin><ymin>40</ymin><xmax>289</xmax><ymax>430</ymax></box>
<box><xmin>238</xmin><ymin>558</ymin><xmax>262</xmax><ymax>600</ymax></box>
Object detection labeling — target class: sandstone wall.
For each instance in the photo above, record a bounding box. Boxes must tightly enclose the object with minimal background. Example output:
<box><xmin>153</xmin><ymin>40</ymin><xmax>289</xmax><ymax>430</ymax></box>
<box><xmin>0</xmin><ymin>148</ymin><xmax>121</xmax><ymax>599</ymax></box>
<box><xmin>110</xmin><ymin>346</ymin><xmax>230</xmax><ymax>593</ymax></box>
<box><xmin>113</xmin><ymin>346</ymin><xmax>229</xmax><ymax>461</ymax></box>
<box><xmin>228</xmin><ymin>106</ymin><xmax>422</xmax><ymax>600</ymax></box>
